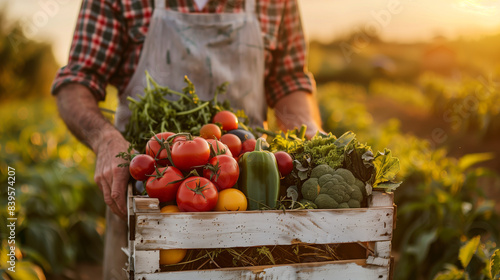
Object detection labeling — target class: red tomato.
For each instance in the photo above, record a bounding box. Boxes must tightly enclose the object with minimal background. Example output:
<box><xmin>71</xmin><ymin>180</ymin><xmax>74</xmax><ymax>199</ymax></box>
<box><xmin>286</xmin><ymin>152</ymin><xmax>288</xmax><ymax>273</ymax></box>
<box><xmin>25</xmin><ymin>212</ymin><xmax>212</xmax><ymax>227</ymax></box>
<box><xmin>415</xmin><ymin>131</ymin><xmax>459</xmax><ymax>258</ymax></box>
<box><xmin>274</xmin><ymin>151</ymin><xmax>294</xmax><ymax>176</ymax></box>
<box><xmin>199</xmin><ymin>124</ymin><xmax>222</xmax><ymax>140</ymax></box>
<box><xmin>129</xmin><ymin>154</ymin><xmax>156</xmax><ymax>181</ymax></box>
<box><xmin>176</xmin><ymin>177</ymin><xmax>218</xmax><ymax>212</ymax></box>
<box><xmin>203</xmin><ymin>155</ymin><xmax>239</xmax><ymax>190</ymax></box>
<box><xmin>172</xmin><ymin>135</ymin><xmax>187</xmax><ymax>143</ymax></box>
<box><xmin>212</xmin><ymin>111</ymin><xmax>238</xmax><ymax>131</ymax></box>
<box><xmin>171</xmin><ymin>137</ymin><xmax>210</xmax><ymax>171</ymax></box>
<box><xmin>220</xmin><ymin>134</ymin><xmax>242</xmax><ymax>156</ymax></box>
<box><xmin>145</xmin><ymin>132</ymin><xmax>175</xmax><ymax>166</ymax></box>
<box><xmin>206</xmin><ymin>139</ymin><xmax>232</xmax><ymax>157</ymax></box>
<box><xmin>240</xmin><ymin>139</ymin><xmax>257</xmax><ymax>154</ymax></box>
<box><xmin>146</xmin><ymin>166</ymin><xmax>184</xmax><ymax>203</ymax></box>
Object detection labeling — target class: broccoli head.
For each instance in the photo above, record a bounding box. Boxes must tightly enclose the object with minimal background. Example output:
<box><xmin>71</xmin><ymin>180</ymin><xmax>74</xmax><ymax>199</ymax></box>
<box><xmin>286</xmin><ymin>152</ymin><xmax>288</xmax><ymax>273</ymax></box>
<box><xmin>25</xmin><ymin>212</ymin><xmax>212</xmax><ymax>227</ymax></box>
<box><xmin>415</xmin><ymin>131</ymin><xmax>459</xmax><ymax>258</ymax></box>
<box><xmin>301</xmin><ymin>178</ymin><xmax>320</xmax><ymax>201</ymax></box>
<box><xmin>310</xmin><ymin>164</ymin><xmax>334</xmax><ymax>179</ymax></box>
<box><xmin>301</xmin><ymin>166</ymin><xmax>365</xmax><ymax>209</ymax></box>
<box><xmin>353</xmin><ymin>178</ymin><xmax>367</xmax><ymax>196</ymax></box>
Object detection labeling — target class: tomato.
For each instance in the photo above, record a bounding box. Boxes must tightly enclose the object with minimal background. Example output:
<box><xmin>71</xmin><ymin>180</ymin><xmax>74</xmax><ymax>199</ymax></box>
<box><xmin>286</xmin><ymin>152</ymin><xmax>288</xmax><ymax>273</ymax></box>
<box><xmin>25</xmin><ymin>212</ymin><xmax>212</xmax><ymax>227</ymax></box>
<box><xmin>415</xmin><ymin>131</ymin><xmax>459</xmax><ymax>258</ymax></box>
<box><xmin>206</xmin><ymin>139</ymin><xmax>232</xmax><ymax>157</ymax></box>
<box><xmin>171</xmin><ymin>137</ymin><xmax>210</xmax><ymax>171</ymax></box>
<box><xmin>172</xmin><ymin>135</ymin><xmax>187</xmax><ymax>144</ymax></box>
<box><xmin>240</xmin><ymin>139</ymin><xmax>257</xmax><ymax>154</ymax></box>
<box><xmin>274</xmin><ymin>151</ymin><xmax>294</xmax><ymax>176</ymax></box>
<box><xmin>176</xmin><ymin>177</ymin><xmax>218</xmax><ymax>212</ymax></box>
<box><xmin>160</xmin><ymin>205</ymin><xmax>180</xmax><ymax>213</ymax></box>
<box><xmin>214</xmin><ymin>188</ymin><xmax>247</xmax><ymax>211</ymax></box>
<box><xmin>199</xmin><ymin>124</ymin><xmax>222</xmax><ymax>140</ymax></box>
<box><xmin>220</xmin><ymin>134</ymin><xmax>242</xmax><ymax>156</ymax></box>
<box><xmin>146</xmin><ymin>166</ymin><xmax>184</xmax><ymax>203</ymax></box>
<box><xmin>129</xmin><ymin>154</ymin><xmax>156</xmax><ymax>181</ymax></box>
<box><xmin>145</xmin><ymin>132</ymin><xmax>175</xmax><ymax>166</ymax></box>
<box><xmin>203</xmin><ymin>155</ymin><xmax>239</xmax><ymax>190</ymax></box>
<box><xmin>212</xmin><ymin>111</ymin><xmax>238</xmax><ymax>131</ymax></box>
<box><xmin>160</xmin><ymin>249</ymin><xmax>187</xmax><ymax>265</ymax></box>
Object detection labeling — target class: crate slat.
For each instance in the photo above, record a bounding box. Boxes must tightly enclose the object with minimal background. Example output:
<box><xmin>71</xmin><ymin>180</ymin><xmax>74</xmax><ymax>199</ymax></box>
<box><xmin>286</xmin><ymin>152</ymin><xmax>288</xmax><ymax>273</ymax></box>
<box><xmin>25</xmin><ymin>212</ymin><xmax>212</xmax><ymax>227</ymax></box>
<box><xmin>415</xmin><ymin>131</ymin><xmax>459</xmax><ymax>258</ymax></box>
<box><xmin>134</xmin><ymin>207</ymin><xmax>394</xmax><ymax>250</ymax></box>
<box><xmin>369</xmin><ymin>191</ymin><xmax>394</xmax><ymax>207</ymax></box>
<box><xmin>135</xmin><ymin>250</ymin><xmax>160</xmax><ymax>274</ymax></box>
<box><xmin>135</xmin><ymin>260</ymin><xmax>389</xmax><ymax>280</ymax></box>
<box><xmin>134</xmin><ymin>197</ymin><xmax>160</xmax><ymax>213</ymax></box>
<box><xmin>373</xmin><ymin>241</ymin><xmax>392</xmax><ymax>258</ymax></box>
<box><xmin>128</xmin><ymin>185</ymin><xmax>396</xmax><ymax>279</ymax></box>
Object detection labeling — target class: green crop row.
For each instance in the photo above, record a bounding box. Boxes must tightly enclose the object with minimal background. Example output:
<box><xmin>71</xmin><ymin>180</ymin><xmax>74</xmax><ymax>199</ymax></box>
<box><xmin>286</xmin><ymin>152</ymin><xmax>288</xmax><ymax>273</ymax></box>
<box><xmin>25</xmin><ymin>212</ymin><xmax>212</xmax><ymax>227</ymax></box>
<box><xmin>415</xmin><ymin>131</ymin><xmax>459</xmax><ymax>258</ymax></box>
<box><xmin>0</xmin><ymin>100</ymin><xmax>105</xmax><ymax>280</ymax></box>
<box><xmin>317</xmin><ymin>82</ymin><xmax>500</xmax><ymax>280</ymax></box>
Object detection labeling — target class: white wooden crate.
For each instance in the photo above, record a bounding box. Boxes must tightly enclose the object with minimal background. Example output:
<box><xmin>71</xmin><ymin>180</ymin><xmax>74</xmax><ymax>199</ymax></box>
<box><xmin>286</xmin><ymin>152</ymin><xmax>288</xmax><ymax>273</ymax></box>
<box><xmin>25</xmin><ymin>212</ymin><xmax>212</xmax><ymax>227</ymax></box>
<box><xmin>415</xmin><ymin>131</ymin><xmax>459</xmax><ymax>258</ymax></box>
<box><xmin>126</xmin><ymin>186</ymin><xmax>396</xmax><ymax>280</ymax></box>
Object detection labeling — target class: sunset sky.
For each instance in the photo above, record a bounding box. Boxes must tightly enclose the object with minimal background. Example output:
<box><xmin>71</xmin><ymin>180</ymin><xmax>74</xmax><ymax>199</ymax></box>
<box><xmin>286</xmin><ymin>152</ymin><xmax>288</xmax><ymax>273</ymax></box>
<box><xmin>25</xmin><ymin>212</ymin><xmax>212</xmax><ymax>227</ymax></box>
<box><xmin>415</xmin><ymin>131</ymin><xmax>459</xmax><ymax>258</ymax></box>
<box><xmin>1</xmin><ymin>0</ymin><xmax>500</xmax><ymax>65</ymax></box>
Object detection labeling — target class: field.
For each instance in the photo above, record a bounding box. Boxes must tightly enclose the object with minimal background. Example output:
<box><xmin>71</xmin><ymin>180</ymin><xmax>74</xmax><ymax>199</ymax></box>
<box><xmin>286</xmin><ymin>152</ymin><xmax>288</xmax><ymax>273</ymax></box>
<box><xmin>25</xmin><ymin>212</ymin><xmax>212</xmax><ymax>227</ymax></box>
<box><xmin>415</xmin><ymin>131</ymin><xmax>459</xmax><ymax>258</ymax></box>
<box><xmin>1</xmin><ymin>11</ymin><xmax>500</xmax><ymax>280</ymax></box>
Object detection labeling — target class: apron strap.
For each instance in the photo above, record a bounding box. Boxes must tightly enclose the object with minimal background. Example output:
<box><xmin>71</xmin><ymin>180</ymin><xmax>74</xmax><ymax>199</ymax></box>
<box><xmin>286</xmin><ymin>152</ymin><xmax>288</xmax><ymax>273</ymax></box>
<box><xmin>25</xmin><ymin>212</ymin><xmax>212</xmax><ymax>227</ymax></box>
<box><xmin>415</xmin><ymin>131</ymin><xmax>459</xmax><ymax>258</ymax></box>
<box><xmin>156</xmin><ymin>0</ymin><xmax>253</xmax><ymax>13</ymax></box>
<box><xmin>155</xmin><ymin>0</ymin><xmax>165</xmax><ymax>9</ymax></box>
<box><xmin>245</xmin><ymin>0</ymin><xmax>256</xmax><ymax>14</ymax></box>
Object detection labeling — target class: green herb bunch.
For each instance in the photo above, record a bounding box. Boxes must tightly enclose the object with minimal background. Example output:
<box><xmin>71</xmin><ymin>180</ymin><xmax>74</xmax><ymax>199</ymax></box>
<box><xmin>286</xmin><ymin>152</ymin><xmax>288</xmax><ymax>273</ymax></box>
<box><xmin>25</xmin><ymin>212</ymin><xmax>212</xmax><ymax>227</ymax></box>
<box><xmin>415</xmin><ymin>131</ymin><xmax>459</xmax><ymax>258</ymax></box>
<box><xmin>123</xmin><ymin>72</ymin><xmax>245</xmax><ymax>152</ymax></box>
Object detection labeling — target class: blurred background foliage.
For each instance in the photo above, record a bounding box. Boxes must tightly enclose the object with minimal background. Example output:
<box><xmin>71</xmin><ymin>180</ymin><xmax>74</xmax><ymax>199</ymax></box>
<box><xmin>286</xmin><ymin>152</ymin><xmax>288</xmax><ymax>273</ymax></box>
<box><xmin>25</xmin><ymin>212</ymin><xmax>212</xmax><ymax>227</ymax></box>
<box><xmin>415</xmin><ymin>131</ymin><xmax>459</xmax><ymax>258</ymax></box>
<box><xmin>0</xmin><ymin>10</ymin><xmax>106</xmax><ymax>280</ymax></box>
<box><xmin>1</xmin><ymin>4</ymin><xmax>500</xmax><ymax>280</ymax></box>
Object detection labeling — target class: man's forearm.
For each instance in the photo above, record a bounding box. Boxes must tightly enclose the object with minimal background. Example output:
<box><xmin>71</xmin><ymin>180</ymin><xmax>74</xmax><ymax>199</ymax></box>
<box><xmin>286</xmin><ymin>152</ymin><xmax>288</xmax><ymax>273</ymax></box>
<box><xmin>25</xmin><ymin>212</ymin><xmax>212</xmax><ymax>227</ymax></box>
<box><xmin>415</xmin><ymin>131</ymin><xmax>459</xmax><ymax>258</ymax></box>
<box><xmin>55</xmin><ymin>83</ymin><xmax>130</xmax><ymax>218</ymax></box>
<box><xmin>55</xmin><ymin>83</ymin><xmax>119</xmax><ymax>153</ymax></box>
<box><xmin>274</xmin><ymin>91</ymin><xmax>323</xmax><ymax>138</ymax></box>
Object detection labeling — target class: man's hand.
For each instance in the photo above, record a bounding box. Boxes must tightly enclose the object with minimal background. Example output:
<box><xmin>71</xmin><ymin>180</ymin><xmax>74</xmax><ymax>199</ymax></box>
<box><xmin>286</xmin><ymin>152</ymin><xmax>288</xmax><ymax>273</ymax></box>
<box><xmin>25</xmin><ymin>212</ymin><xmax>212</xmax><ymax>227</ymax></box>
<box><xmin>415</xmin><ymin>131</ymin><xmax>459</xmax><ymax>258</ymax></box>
<box><xmin>93</xmin><ymin>129</ymin><xmax>130</xmax><ymax>218</ymax></box>
<box><xmin>274</xmin><ymin>91</ymin><xmax>324</xmax><ymax>139</ymax></box>
<box><xmin>56</xmin><ymin>83</ymin><xmax>129</xmax><ymax>219</ymax></box>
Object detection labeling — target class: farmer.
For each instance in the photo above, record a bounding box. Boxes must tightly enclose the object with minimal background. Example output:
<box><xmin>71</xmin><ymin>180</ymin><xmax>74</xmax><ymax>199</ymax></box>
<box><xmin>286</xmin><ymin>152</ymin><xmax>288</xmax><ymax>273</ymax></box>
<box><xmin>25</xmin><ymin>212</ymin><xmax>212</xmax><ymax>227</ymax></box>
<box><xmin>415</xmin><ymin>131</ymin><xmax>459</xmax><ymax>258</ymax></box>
<box><xmin>52</xmin><ymin>0</ymin><xmax>322</xmax><ymax>279</ymax></box>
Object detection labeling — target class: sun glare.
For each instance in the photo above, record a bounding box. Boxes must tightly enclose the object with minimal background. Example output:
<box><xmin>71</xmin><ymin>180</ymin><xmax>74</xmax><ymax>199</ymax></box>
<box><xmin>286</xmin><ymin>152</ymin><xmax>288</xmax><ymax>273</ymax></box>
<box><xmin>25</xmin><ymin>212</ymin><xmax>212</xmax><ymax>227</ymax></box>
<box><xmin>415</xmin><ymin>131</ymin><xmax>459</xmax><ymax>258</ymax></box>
<box><xmin>455</xmin><ymin>0</ymin><xmax>499</xmax><ymax>15</ymax></box>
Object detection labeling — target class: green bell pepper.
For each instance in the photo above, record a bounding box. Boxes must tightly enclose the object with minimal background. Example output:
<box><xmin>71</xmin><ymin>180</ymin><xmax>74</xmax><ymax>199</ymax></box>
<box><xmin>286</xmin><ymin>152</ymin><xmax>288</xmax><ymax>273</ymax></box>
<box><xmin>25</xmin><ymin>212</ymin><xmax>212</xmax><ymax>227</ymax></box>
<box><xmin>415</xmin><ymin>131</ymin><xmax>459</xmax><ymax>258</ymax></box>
<box><xmin>238</xmin><ymin>138</ymin><xmax>280</xmax><ymax>210</ymax></box>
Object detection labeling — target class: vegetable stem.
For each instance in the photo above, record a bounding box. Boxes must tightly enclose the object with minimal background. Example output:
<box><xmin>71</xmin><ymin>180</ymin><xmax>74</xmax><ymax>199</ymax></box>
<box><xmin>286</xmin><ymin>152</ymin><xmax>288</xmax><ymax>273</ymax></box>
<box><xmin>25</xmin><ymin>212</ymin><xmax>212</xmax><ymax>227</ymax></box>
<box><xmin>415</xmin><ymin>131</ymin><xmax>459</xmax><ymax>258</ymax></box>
<box><xmin>177</xmin><ymin>102</ymin><xmax>210</xmax><ymax>116</ymax></box>
<box><xmin>256</xmin><ymin>127</ymin><xmax>278</xmax><ymax>137</ymax></box>
<box><xmin>99</xmin><ymin>107</ymin><xmax>116</xmax><ymax>114</ymax></box>
<box><xmin>145</xmin><ymin>71</ymin><xmax>152</xmax><ymax>91</ymax></box>
<box><xmin>168</xmin><ymin>89</ymin><xmax>191</xmax><ymax>100</ymax></box>
<box><xmin>298</xmin><ymin>125</ymin><xmax>307</xmax><ymax>140</ymax></box>
<box><xmin>126</xmin><ymin>97</ymin><xmax>140</xmax><ymax>104</ymax></box>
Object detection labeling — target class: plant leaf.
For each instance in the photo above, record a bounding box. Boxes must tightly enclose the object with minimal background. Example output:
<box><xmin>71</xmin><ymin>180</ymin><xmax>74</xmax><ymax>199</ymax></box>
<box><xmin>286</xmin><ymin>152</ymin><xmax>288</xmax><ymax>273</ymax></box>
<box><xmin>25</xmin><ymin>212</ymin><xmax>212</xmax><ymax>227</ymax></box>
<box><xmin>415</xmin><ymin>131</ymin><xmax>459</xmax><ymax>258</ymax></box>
<box><xmin>344</xmin><ymin>142</ymin><xmax>375</xmax><ymax>182</ymax></box>
<box><xmin>286</xmin><ymin>186</ymin><xmax>299</xmax><ymax>208</ymax></box>
<box><xmin>433</xmin><ymin>266</ymin><xmax>465</xmax><ymax>280</ymax></box>
<box><xmin>362</xmin><ymin>150</ymin><xmax>374</xmax><ymax>164</ymax></box>
<box><xmin>407</xmin><ymin>229</ymin><xmax>438</xmax><ymax>264</ymax></box>
<box><xmin>372</xmin><ymin>149</ymin><xmax>400</xmax><ymax>189</ymax></box>
<box><xmin>490</xmin><ymin>249</ymin><xmax>500</xmax><ymax>279</ymax></box>
<box><xmin>459</xmin><ymin>236</ymin><xmax>481</xmax><ymax>268</ymax></box>
<box><xmin>295</xmin><ymin>160</ymin><xmax>308</xmax><ymax>172</ymax></box>
<box><xmin>4</xmin><ymin>260</ymin><xmax>42</xmax><ymax>280</ymax></box>
<box><xmin>298</xmin><ymin>170</ymin><xmax>308</xmax><ymax>181</ymax></box>
<box><xmin>365</xmin><ymin>183</ymin><xmax>373</xmax><ymax>196</ymax></box>
<box><xmin>334</xmin><ymin>131</ymin><xmax>355</xmax><ymax>147</ymax></box>
<box><xmin>375</xmin><ymin>181</ymin><xmax>402</xmax><ymax>191</ymax></box>
<box><xmin>458</xmin><ymin>153</ymin><xmax>494</xmax><ymax>170</ymax></box>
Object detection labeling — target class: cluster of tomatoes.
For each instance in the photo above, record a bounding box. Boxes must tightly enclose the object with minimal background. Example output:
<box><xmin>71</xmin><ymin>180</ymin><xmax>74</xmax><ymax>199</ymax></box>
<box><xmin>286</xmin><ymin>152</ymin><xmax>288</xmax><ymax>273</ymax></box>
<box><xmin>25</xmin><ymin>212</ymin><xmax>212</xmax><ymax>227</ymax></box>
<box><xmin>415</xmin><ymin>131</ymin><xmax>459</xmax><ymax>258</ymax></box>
<box><xmin>128</xmin><ymin>111</ymin><xmax>263</xmax><ymax>212</ymax></box>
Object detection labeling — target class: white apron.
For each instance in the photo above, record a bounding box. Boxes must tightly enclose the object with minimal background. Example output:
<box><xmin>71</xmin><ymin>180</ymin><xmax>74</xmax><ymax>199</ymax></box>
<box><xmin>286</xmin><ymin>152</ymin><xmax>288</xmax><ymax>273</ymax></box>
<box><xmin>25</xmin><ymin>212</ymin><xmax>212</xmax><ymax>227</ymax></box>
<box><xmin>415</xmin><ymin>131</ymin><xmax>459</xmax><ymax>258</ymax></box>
<box><xmin>115</xmin><ymin>0</ymin><xmax>266</xmax><ymax>131</ymax></box>
<box><xmin>105</xmin><ymin>1</ymin><xmax>266</xmax><ymax>278</ymax></box>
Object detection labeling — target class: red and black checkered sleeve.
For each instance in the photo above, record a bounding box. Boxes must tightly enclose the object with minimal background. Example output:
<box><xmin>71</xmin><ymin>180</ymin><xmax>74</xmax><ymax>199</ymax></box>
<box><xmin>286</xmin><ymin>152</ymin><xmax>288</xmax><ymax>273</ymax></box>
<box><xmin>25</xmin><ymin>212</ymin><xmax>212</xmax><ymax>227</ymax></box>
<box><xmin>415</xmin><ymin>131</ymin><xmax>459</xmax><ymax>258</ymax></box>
<box><xmin>51</xmin><ymin>0</ymin><xmax>125</xmax><ymax>100</ymax></box>
<box><xmin>265</xmin><ymin>0</ymin><xmax>315</xmax><ymax>108</ymax></box>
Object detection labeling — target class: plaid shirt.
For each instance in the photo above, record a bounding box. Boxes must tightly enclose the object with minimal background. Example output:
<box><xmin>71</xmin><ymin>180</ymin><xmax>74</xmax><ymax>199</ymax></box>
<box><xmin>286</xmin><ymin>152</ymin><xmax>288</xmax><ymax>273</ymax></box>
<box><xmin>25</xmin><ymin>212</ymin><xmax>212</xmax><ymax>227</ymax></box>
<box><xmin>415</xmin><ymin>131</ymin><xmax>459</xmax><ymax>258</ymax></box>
<box><xmin>51</xmin><ymin>0</ymin><xmax>314</xmax><ymax>107</ymax></box>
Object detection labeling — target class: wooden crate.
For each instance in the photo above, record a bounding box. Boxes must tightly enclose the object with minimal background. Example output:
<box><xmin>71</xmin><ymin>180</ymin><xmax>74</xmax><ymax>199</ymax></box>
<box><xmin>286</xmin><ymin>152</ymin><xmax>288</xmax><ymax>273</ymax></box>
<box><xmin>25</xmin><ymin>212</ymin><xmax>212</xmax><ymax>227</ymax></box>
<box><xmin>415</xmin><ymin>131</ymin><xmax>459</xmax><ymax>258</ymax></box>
<box><xmin>126</xmin><ymin>186</ymin><xmax>396</xmax><ymax>280</ymax></box>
